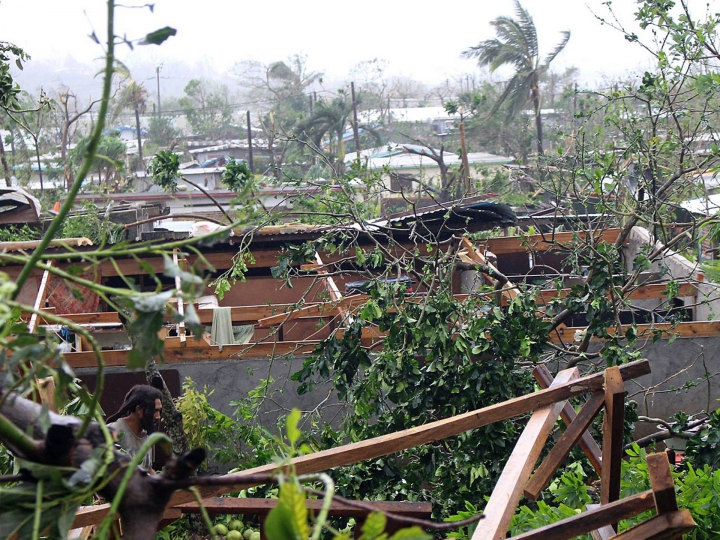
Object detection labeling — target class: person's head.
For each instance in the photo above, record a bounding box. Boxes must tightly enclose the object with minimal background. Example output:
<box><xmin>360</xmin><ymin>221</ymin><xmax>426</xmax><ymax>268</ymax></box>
<box><xmin>107</xmin><ymin>385</ymin><xmax>163</xmax><ymax>433</ymax></box>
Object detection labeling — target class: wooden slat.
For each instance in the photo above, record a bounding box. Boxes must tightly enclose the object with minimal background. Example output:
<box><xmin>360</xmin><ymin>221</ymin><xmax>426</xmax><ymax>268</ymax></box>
<box><xmin>601</xmin><ymin>366</ymin><xmax>626</xmax><ymax>507</ymax></box>
<box><xmin>525</xmin><ymin>391</ymin><xmax>605</xmax><ymax>500</ymax></box>
<box><xmin>480</xmin><ymin>228</ymin><xmax>622</xmax><ymax>255</ymax></box>
<box><xmin>62</xmin><ymin>340</ymin><xmax>320</xmax><ymax>369</ymax></box>
<box><xmin>536</xmin><ymin>283</ymin><xmax>698</xmax><ymax>304</ymax></box>
<box><xmin>608</xmin><ymin>509</ymin><xmax>695</xmax><ymax>540</ymax></box>
<box><xmin>178</xmin><ymin>498</ymin><xmax>432</xmax><ymax>518</ymax></box>
<box><xmin>507</xmin><ymin>490</ymin><xmax>656</xmax><ymax>540</ymax></box>
<box><xmin>39</xmin><ymin>312</ymin><xmax>122</xmax><ymax>325</ymax></box>
<box><xmin>196</xmin><ymin>304</ymin><xmax>304</xmax><ymax>325</ymax></box>
<box><xmin>550</xmin><ymin>321</ymin><xmax>720</xmax><ymax>344</ymax></box>
<box><xmin>533</xmin><ymin>364</ymin><xmax>603</xmax><ymax>475</ymax></box>
<box><xmin>257</xmin><ymin>295</ymin><xmax>366</xmax><ymax>328</ymax></box>
<box><xmin>647</xmin><ymin>453</ymin><xmax>678</xmax><ymax>514</ymax></box>
<box><xmin>473</xmin><ymin>368</ymin><xmax>579</xmax><ymax>540</ymax></box>
<box><xmin>73</xmin><ymin>360</ymin><xmax>651</xmax><ymax>529</ymax></box>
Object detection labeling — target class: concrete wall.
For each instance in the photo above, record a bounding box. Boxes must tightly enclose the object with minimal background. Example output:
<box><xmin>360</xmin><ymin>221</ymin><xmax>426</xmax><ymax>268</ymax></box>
<box><xmin>78</xmin><ymin>353</ymin><xmax>341</xmax><ymax>442</ymax></box>
<box><xmin>627</xmin><ymin>336</ymin><xmax>720</xmax><ymax>423</ymax></box>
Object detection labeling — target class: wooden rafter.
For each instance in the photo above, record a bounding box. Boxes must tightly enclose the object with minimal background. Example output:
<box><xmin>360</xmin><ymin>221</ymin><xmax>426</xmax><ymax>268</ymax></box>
<box><xmin>533</xmin><ymin>364</ymin><xmax>603</xmax><ymax>475</ymax></box>
<box><xmin>474</xmin><ymin>368</ymin><xmax>579</xmax><ymax>540</ymax></box>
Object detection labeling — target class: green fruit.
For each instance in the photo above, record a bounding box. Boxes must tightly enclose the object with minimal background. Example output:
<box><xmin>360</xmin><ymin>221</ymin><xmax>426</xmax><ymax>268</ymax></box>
<box><xmin>243</xmin><ymin>529</ymin><xmax>254</xmax><ymax>540</ymax></box>
<box><xmin>229</xmin><ymin>520</ymin><xmax>244</xmax><ymax>532</ymax></box>
<box><xmin>227</xmin><ymin>530</ymin><xmax>243</xmax><ymax>540</ymax></box>
<box><xmin>214</xmin><ymin>524</ymin><xmax>229</xmax><ymax>536</ymax></box>
<box><xmin>249</xmin><ymin>531</ymin><xmax>261</xmax><ymax>540</ymax></box>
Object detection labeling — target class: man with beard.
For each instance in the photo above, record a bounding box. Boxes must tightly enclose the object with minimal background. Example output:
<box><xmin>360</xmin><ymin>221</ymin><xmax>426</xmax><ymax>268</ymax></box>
<box><xmin>106</xmin><ymin>385</ymin><xmax>163</xmax><ymax>471</ymax></box>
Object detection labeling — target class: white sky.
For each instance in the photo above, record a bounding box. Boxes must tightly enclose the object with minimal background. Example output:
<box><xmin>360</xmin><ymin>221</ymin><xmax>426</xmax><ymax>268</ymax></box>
<box><xmin>0</xmin><ymin>0</ymin><xmax>665</xmax><ymax>92</ymax></box>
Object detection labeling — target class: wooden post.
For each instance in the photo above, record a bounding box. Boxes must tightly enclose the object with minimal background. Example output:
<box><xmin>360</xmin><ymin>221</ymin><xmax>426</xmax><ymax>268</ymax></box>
<box><xmin>600</xmin><ymin>366</ymin><xmax>625</xmax><ymax>508</ymax></box>
<box><xmin>172</xmin><ymin>249</ymin><xmax>186</xmax><ymax>346</ymax></box>
<box><xmin>647</xmin><ymin>453</ymin><xmax>678</xmax><ymax>515</ymax></box>
<box><xmin>473</xmin><ymin>368</ymin><xmax>579</xmax><ymax>540</ymax></box>
<box><xmin>533</xmin><ymin>364</ymin><xmax>603</xmax><ymax>475</ymax></box>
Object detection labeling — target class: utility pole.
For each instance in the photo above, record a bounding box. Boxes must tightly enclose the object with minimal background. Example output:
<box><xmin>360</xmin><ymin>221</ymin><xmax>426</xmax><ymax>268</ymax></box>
<box><xmin>350</xmin><ymin>82</ymin><xmax>361</xmax><ymax>154</ymax></box>
<box><xmin>246</xmin><ymin>111</ymin><xmax>254</xmax><ymax>173</ymax></box>
<box><xmin>156</xmin><ymin>65</ymin><xmax>162</xmax><ymax>116</ymax></box>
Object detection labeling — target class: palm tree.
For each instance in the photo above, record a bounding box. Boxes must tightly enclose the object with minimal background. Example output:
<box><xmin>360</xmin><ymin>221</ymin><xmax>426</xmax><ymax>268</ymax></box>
<box><xmin>113</xmin><ymin>79</ymin><xmax>148</xmax><ymax>170</ymax></box>
<box><xmin>462</xmin><ymin>0</ymin><xmax>570</xmax><ymax>156</ymax></box>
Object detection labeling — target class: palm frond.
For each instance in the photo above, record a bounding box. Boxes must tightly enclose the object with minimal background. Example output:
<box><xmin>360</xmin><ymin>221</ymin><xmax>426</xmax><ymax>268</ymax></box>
<box><xmin>543</xmin><ymin>30</ymin><xmax>571</xmax><ymax>67</ymax></box>
<box><xmin>512</xmin><ymin>0</ymin><xmax>538</xmax><ymax>59</ymax></box>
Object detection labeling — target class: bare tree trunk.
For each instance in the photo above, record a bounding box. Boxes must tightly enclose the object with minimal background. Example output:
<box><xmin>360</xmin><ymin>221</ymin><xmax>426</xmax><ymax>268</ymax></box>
<box><xmin>532</xmin><ymin>74</ymin><xmax>544</xmax><ymax>156</ymax></box>
<box><xmin>0</xmin><ymin>136</ymin><xmax>11</xmax><ymax>186</ymax></box>
<box><xmin>146</xmin><ymin>359</ymin><xmax>189</xmax><ymax>455</ymax></box>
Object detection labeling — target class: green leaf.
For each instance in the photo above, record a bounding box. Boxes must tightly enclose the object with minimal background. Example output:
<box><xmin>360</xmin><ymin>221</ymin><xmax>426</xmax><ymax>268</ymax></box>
<box><xmin>360</xmin><ymin>512</ymin><xmax>387</xmax><ymax>540</ymax></box>
<box><xmin>280</xmin><ymin>482</ymin><xmax>309</xmax><ymax>540</ymax></box>
<box><xmin>264</xmin><ymin>500</ymin><xmax>299</xmax><ymax>540</ymax></box>
<box><xmin>388</xmin><ymin>527</ymin><xmax>432</xmax><ymax>540</ymax></box>
<box><xmin>286</xmin><ymin>408</ymin><xmax>302</xmax><ymax>447</ymax></box>
<box><xmin>139</xmin><ymin>26</ymin><xmax>177</xmax><ymax>46</ymax></box>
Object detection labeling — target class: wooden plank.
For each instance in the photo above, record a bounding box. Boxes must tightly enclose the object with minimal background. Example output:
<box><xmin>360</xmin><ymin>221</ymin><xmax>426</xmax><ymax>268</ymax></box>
<box><xmin>647</xmin><ymin>453</ymin><xmax>678</xmax><ymax>514</ymax></box>
<box><xmin>62</xmin><ymin>340</ymin><xmax>320</xmax><ymax>369</ymax></box>
<box><xmin>195</xmin><ymin>304</ymin><xmax>304</xmax><ymax>325</ymax></box>
<box><xmin>550</xmin><ymin>321</ymin><xmax>720</xmax><ymax>344</ymax></box>
<box><xmin>525</xmin><ymin>391</ymin><xmax>605</xmax><ymax>500</ymax></box>
<box><xmin>38</xmin><ymin>312</ymin><xmax>122</xmax><ymax>325</ymax></box>
<box><xmin>601</xmin><ymin>367</ymin><xmax>626</xmax><ymax>507</ymax></box>
<box><xmin>480</xmin><ymin>228</ymin><xmax>622</xmax><ymax>255</ymax></box>
<box><xmin>178</xmin><ymin>498</ymin><xmax>432</xmax><ymax>518</ymax></box>
<box><xmin>533</xmin><ymin>364</ymin><xmax>603</xmax><ymax>475</ymax></box>
<box><xmin>73</xmin><ymin>360</ymin><xmax>651</xmax><ymax>528</ymax></box>
<box><xmin>536</xmin><ymin>283</ymin><xmax>698</xmax><ymax>304</ymax></box>
<box><xmin>257</xmin><ymin>295</ymin><xmax>366</xmax><ymax>328</ymax></box>
<box><xmin>608</xmin><ymin>509</ymin><xmax>695</xmax><ymax>540</ymax></box>
<box><xmin>473</xmin><ymin>368</ymin><xmax>579</xmax><ymax>540</ymax></box>
<box><xmin>586</xmin><ymin>505</ymin><xmax>616</xmax><ymax>540</ymax></box>
<box><xmin>507</xmin><ymin>490</ymin><xmax>656</xmax><ymax>540</ymax></box>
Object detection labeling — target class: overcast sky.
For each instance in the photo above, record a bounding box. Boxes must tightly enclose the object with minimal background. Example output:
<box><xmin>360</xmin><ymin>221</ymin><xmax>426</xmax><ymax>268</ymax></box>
<box><xmin>1</xmin><ymin>0</ymin><xmax>663</xmax><ymax>95</ymax></box>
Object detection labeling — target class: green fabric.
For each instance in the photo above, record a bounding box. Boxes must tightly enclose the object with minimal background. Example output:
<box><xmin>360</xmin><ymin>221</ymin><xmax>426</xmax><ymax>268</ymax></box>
<box><xmin>210</xmin><ymin>306</ymin><xmax>253</xmax><ymax>345</ymax></box>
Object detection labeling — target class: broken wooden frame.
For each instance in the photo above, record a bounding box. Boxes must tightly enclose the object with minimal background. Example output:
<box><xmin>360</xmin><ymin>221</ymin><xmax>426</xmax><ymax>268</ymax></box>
<box><xmin>69</xmin><ymin>358</ymin><xmax>694</xmax><ymax>540</ymax></box>
<box><xmin>20</xmin><ymin>227</ymin><xmax>711</xmax><ymax>368</ymax></box>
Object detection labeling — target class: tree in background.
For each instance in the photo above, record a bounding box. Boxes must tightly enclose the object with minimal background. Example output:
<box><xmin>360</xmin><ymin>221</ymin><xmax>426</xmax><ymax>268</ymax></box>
<box><xmin>147</xmin><ymin>115</ymin><xmax>179</xmax><ymax>150</ymax></box>
<box><xmin>462</xmin><ymin>0</ymin><xmax>570</xmax><ymax>156</ymax></box>
<box><xmin>178</xmin><ymin>78</ymin><xmax>235</xmax><ymax>139</ymax></box>
<box><xmin>235</xmin><ymin>55</ymin><xmax>321</xmax><ymax>176</ymax></box>
<box><xmin>52</xmin><ymin>89</ymin><xmax>100</xmax><ymax>189</ymax></box>
<box><xmin>113</xmin><ymin>78</ymin><xmax>148</xmax><ymax>171</ymax></box>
